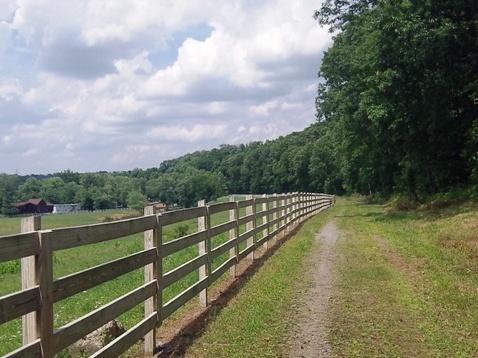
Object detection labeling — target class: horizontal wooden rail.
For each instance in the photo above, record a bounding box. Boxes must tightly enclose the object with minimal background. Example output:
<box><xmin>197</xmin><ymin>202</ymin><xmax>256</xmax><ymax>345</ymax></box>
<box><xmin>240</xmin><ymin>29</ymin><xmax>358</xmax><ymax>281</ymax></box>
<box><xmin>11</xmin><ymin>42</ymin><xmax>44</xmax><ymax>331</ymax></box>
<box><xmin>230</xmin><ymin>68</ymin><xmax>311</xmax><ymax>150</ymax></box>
<box><xmin>91</xmin><ymin>313</ymin><xmax>157</xmax><ymax>358</ymax></box>
<box><xmin>162</xmin><ymin>230</ymin><xmax>207</xmax><ymax>257</ymax></box>
<box><xmin>4</xmin><ymin>339</ymin><xmax>41</xmax><ymax>358</ymax></box>
<box><xmin>46</xmin><ymin>215</ymin><xmax>158</xmax><ymax>251</ymax></box>
<box><xmin>0</xmin><ymin>232</ymin><xmax>40</xmax><ymax>263</ymax></box>
<box><xmin>53</xmin><ymin>281</ymin><xmax>157</xmax><ymax>353</ymax></box>
<box><xmin>52</xmin><ymin>248</ymin><xmax>157</xmax><ymax>302</ymax></box>
<box><xmin>162</xmin><ymin>254</ymin><xmax>208</xmax><ymax>289</ymax></box>
<box><xmin>0</xmin><ymin>192</ymin><xmax>334</xmax><ymax>357</ymax></box>
<box><xmin>160</xmin><ymin>207</ymin><xmax>206</xmax><ymax>226</ymax></box>
<box><xmin>0</xmin><ymin>287</ymin><xmax>40</xmax><ymax>324</ymax></box>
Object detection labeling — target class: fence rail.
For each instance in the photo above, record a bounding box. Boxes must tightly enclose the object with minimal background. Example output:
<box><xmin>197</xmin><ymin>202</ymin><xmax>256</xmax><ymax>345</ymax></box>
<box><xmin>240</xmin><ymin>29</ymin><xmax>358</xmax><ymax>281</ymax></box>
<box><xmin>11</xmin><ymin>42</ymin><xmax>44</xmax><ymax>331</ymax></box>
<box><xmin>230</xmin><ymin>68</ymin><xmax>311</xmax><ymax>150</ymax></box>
<box><xmin>0</xmin><ymin>192</ymin><xmax>334</xmax><ymax>357</ymax></box>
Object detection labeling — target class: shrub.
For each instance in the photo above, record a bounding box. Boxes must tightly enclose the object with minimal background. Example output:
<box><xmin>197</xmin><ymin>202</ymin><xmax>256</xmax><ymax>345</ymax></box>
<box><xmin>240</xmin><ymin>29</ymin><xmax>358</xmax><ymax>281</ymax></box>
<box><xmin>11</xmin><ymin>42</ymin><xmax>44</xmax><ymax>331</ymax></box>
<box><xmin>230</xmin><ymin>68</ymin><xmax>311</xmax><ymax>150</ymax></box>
<box><xmin>0</xmin><ymin>260</ymin><xmax>20</xmax><ymax>274</ymax></box>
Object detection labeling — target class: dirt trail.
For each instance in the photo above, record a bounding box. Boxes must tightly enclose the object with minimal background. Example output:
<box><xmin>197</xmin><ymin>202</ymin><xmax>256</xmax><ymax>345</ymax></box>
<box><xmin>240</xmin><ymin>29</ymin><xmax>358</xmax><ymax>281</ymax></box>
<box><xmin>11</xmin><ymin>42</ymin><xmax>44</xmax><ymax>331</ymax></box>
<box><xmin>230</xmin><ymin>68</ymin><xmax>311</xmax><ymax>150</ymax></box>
<box><xmin>286</xmin><ymin>220</ymin><xmax>339</xmax><ymax>358</ymax></box>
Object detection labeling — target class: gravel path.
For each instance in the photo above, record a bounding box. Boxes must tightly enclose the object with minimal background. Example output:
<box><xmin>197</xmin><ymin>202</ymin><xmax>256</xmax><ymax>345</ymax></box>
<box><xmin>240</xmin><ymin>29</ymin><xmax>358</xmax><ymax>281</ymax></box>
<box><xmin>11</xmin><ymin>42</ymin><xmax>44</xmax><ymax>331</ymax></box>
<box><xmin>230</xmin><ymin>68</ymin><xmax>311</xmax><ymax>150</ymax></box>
<box><xmin>287</xmin><ymin>220</ymin><xmax>339</xmax><ymax>358</ymax></box>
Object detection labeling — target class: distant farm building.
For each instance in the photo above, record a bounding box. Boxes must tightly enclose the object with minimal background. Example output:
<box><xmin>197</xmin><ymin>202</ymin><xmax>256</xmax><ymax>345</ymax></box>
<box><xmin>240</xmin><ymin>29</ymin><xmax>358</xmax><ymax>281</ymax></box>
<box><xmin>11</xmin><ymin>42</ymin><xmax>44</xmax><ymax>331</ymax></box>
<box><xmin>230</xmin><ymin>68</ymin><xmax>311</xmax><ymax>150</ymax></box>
<box><xmin>146</xmin><ymin>201</ymin><xmax>168</xmax><ymax>212</ymax></box>
<box><xmin>16</xmin><ymin>198</ymin><xmax>54</xmax><ymax>215</ymax></box>
<box><xmin>53</xmin><ymin>203</ymin><xmax>82</xmax><ymax>214</ymax></box>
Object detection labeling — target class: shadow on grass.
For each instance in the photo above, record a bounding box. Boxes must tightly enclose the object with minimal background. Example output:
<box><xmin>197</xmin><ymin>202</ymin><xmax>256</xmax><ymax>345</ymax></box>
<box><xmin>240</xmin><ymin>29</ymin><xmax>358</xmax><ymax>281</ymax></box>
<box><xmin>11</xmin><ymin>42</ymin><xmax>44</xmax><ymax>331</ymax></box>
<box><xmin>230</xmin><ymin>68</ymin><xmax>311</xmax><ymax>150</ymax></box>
<box><xmin>155</xmin><ymin>222</ymin><xmax>306</xmax><ymax>357</ymax></box>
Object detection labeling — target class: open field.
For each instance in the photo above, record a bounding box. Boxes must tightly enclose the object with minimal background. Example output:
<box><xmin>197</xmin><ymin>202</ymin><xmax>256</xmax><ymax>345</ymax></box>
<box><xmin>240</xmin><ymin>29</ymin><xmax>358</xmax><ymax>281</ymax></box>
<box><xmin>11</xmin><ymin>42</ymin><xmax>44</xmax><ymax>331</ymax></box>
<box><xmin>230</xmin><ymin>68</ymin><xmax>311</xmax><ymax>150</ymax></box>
<box><xmin>0</xmin><ymin>195</ymin><xmax>303</xmax><ymax>357</ymax></box>
<box><xmin>183</xmin><ymin>197</ymin><xmax>478</xmax><ymax>357</ymax></box>
<box><xmin>0</xmin><ymin>208</ymin><xmax>233</xmax><ymax>356</ymax></box>
<box><xmin>331</xmin><ymin>198</ymin><xmax>478</xmax><ymax>357</ymax></box>
<box><xmin>7</xmin><ymin>196</ymin><xmax>474</xmax><ymax>357</ymax></box>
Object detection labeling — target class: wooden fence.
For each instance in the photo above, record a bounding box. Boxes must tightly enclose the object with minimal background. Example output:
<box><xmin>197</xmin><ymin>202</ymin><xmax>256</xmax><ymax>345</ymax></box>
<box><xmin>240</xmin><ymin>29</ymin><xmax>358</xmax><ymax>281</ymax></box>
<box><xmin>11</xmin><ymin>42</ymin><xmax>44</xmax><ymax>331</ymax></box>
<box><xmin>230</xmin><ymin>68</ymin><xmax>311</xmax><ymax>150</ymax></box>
<box><xmin>0</xmin><ymin>193</ymin><xmax>334</xmax><ymax>357</ymax></box>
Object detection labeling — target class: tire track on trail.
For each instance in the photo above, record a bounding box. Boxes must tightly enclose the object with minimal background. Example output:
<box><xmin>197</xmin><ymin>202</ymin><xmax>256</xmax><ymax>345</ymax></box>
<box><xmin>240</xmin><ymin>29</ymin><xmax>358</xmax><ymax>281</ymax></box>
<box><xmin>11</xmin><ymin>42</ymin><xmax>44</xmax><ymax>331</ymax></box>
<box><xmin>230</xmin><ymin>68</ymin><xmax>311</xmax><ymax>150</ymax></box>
<box><xmin>287</xmin><ymin>219</ymin><xmax>339</xmax><ymax>358</ymax></box>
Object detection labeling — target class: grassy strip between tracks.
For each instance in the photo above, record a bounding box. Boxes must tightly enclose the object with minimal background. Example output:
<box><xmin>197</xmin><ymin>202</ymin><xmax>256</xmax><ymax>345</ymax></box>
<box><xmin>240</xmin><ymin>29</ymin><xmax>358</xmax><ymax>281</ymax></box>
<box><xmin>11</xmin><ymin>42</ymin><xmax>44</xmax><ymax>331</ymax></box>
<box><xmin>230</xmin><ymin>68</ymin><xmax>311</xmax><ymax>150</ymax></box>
<box><xmin>185</xmin><ymin>197</ymin><xmax>478</xmax><ymax>357</ymax></box>
<box><xmin>331</xmin><ymin>197</ymin><xmax>478</xmax><ymax>357</ymax></box>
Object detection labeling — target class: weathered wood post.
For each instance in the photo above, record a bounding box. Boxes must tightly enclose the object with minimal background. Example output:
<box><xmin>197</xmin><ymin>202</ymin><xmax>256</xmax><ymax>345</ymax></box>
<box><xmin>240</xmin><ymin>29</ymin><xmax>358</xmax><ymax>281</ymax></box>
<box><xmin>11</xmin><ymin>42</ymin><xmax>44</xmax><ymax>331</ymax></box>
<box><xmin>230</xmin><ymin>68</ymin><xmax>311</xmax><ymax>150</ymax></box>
<box><xmin>39</xmin><ymin>231</ymin><xmax>54</xmax><ymax>357</ymax></box>
<box><xmin>229</xmin><ymin>196</ymin><xmax>239</xmax><ymax>277</ymax></box>
<box><xmin>272</xmin><ymin>193</ymin><xmax>278</xmax><ymax>244</ymax></box>
<box><xmin>286</xmin><ymin>193</ymin><xmax>293</xmax><ymax>233</ymax></box>
<box><xmin>144</xmin><ymin>205</ymin><xmax>159</xmax><ymax>356</ymax></box>
<box><xmin>198</xmin><ymin>200</ymin><xmax>210</xmax><ymax>307</ymax></box>
<box><xmin>262</xmin><ymin>194</ymin><xmax>269</xmax><ymax>250</ymax></box>
<box><xmin>280</xmin><ymin>195</ymin><xmax>286</xmax><ymax>239</ymax></box>
<box><xmin>284</xmin><ymin>194</ymin><xmax>290</xmax><ymax>235</ymax></box>
<box><xmin>246</xmin><ymin>195</ymin><xmax>255</xmax><ymax>262</ymax></box>
<box><xmin>21</xmin><ymin>215</ymin><xmax>41</xmax><ymax>345</ymax></box>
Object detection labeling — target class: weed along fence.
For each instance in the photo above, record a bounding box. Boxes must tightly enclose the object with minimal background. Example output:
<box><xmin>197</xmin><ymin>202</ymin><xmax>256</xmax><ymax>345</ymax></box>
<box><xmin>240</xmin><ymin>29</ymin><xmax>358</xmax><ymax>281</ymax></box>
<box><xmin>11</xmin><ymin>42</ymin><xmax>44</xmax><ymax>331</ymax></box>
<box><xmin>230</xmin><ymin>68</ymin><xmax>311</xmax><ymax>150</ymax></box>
<box><xmin>0</xmin><ymin>193</ymin><xmax>334</xmax><ymax>357</ymax></box>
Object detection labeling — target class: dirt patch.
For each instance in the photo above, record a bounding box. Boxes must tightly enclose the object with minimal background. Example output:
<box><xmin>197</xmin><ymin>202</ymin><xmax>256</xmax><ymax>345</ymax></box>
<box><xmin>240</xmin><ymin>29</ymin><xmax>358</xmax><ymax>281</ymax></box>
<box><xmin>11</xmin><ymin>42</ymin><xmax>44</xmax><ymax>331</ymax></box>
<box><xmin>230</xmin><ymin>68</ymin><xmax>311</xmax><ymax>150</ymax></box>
<box><xmin>373</xmin><ymin>235</ymin><xmax>425</xmax><ymax>277</ymax></box>
<box><xmin>98</xmin><ymin>212</ymin><xmax>139</xmax><ymax>222</ymax></box>
<box><xmin>286</xmin><ymin>220</ymin><xmax>339</xmax><ymax>358</ymax></box>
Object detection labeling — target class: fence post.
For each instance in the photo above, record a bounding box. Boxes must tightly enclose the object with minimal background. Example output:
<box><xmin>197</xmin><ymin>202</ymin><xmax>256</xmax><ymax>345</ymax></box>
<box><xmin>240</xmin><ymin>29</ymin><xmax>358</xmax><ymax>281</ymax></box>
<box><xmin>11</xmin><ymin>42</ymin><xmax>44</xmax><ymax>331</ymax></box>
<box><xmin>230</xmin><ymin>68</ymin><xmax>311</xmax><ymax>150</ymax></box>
<box><xmin>284</xmin><ymin>194</ymin><xmax>289</xmax><ymax>235</ymax></box>
<box><xmin>157</xmin><ymin>217</ymin><xmax>163</xmax><ymax>326</ymax></box>
<box><xmin>306</xmin><ymin>193</ymin><xmax>314</xmax><ymax>218</ymax></box>
<box><xmin>296</xmin><ymin>193</ymin><xmax>300</xmax><ymax>223</ymax></box>
<box><xmin>246</xmin><ymin>195</ymin><xmax>255</xmax><ymax>261</ymax></box>
<box><xmin>280</xmin><ymin>195</ymin><xmax>285</xmax><ymax>238</ymax></box>
<box><xmin>290</xmin><ymin>193</ymin><xmax>295</xmax><ymax>227</ymax></box>
<box><xmin>144</xmin><ymin>206</ymin><xmax>158</xmax><ymax>356</ymax></box>
<box><xmin>287</xmin><ymin>193</ymin><xmax>293</xmax><ymax>232</ymax></box>
<box><xmin>229</xmin><ymin>196</ymin><xmax>239</xmax><ymax>277</ymax></box>
<box><xmin>262</xmin><ymin>194</ymin><xmax>269</xmax><ymax>250</ymax></box>
<box><xmin>21</xmin><ymin>216</ymin><xmax>41</xmax><ymax>346</ymax></box>
<box><xmin>39</xmin><ymin>231</ymin><xmax>54</xmax><ymax>358</ymax></box>
<box><xmin>272</xmin><ymin>194</ymin><xmax>278</xmax><ymax>244</ymax></box>
<box><xmin>198</xmin><ymin>200</ymin><xmax>209</xmax><ymax>307</ymax></box>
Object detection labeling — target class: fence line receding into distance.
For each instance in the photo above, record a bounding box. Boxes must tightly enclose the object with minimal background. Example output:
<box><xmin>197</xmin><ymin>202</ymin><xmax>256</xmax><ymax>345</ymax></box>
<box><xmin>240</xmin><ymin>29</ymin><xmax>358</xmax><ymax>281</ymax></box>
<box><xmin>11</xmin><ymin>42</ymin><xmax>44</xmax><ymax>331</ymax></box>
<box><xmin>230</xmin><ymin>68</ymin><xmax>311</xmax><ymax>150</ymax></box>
<box><xmin>0</xmin><ymin>192</ymin><xmax>335</xmax><ymax>357</ymax></box>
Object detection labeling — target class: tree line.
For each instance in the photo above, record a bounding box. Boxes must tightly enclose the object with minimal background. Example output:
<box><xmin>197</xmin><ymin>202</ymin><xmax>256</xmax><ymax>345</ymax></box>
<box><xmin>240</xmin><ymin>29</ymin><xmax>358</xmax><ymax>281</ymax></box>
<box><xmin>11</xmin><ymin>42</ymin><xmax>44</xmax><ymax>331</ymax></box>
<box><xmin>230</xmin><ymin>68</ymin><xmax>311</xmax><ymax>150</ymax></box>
<box><xmin>314</xmin><ymin>0</ymin><xmax>478</xmax><ymax>200</ymax></box>
<box><xmin>0</xmin><ymin>123</ymin><xmax>343</xmax><ymax>216</ymax></box>
<box><xmin>1</xmin><ymin>0</ymin><xmax>476</xmax><ymax>214</ymax></box>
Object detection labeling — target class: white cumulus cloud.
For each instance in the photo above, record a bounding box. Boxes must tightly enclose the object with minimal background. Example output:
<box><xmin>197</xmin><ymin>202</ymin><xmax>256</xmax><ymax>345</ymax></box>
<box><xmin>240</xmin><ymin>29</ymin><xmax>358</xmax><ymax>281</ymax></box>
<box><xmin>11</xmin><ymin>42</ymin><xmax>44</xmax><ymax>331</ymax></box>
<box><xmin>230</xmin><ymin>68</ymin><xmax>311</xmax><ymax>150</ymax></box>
<box><xmin>0</xmin><ymin>0</ymin><xmax>331</xmax><ymax>174</ymax></box>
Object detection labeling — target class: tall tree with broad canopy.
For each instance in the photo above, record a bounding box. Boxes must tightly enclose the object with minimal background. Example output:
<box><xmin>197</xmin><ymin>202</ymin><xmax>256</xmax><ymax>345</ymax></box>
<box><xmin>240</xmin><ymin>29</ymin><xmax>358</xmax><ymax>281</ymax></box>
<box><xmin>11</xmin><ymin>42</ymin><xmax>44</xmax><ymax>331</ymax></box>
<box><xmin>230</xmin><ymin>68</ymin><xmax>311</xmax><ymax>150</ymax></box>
<box><xmin>315</xmin><ymin>0</ymin><xmax>478</xmax><ymax>199</ymax></box>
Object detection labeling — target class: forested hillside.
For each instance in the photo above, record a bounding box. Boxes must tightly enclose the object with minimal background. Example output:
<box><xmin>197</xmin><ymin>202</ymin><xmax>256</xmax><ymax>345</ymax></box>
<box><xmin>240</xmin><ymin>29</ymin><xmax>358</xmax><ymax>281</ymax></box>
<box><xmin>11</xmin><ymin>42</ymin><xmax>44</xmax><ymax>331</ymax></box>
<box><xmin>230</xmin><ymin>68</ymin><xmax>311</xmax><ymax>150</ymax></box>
<box><xmin>0</xmin><ymin>0</ymin><xmax>476</xmax><ymax>215</ymax></box>
<box><xmin>314</xmin><ymin>0</ymin><xmax>478</xmax><ymax>199</ymax></box>
<box><xmin>0</xmin><ymin>122</ymin><xmax>343</xmax><ymax>215</ymax></box>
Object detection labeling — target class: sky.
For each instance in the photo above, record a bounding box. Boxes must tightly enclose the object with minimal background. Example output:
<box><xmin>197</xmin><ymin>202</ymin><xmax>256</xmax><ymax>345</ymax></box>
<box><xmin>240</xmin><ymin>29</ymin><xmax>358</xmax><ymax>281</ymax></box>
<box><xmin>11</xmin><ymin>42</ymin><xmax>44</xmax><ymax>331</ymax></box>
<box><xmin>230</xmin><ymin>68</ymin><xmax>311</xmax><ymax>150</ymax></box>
<box><xmin>0</xmin><ymin>0</ymin><xmax>332</xmax><ymax>175</ymax></box>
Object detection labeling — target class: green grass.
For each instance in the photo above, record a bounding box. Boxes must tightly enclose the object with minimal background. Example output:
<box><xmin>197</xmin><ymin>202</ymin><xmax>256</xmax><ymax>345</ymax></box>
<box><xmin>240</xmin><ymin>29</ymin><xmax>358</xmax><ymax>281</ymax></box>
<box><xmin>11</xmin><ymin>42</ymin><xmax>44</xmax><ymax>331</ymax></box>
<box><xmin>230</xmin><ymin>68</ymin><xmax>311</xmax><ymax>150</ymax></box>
<box><xmin>183</xmin><ymin>197</ymin><xmax>478</xmax><ymax>357</ymax></box>
<box><xmin>186</xmin><ymin>205</ymin><xmax>339</xmax><ymax>357</ymax></box>
<box><xmin>331</xmin><ymin>197</ymin><xmax>478</xmax><ymax>357</ymax></box>
<box><xmin>0</xmin><ymin>205</ymin><xmax>257</xmax><ymax>356</ymax></box>
<box><xmin>0</xmin><ymin>208</ymin><xmax>235</xmax><ymax>356</ymax></box>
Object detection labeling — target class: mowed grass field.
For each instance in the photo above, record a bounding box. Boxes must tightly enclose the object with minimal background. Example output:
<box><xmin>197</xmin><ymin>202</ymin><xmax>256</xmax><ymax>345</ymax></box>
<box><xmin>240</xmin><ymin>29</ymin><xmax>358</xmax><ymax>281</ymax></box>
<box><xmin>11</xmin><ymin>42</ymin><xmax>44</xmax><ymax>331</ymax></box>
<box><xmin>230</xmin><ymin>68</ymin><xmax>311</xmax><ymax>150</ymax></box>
<box><xmin>0</xmin><ymin>207</ymin><xmax>236</xmax><ymax>356</ymax></box>
<box><xmin>184</xmin><ymin>197</ymin><xmax>478</xmax><ymax>357</ymax></box>
<box><xmin>330</xmin><ymin>197</ymin><xmax>478</xmax><ymax>357</ymax></box>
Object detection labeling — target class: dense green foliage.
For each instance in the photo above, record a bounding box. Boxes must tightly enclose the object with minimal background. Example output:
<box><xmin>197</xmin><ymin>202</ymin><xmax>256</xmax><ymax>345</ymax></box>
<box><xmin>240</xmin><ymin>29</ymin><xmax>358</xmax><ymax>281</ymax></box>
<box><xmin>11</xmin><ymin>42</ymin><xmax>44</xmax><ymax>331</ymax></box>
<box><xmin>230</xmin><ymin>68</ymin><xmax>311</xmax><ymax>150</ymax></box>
<box><xmin>314</xmin><ymin>0</ymin><xmax>478</xmax><ymax>199</ymax></box>
<box><xmin>0</xmin><ymin>124</ymin><xmax>342</xmax><ymax>215</ymax></box>
<box><xmin>1</xmin><ymin>0</ymin><xmax>476</xmax><ymax>211</ymax></box>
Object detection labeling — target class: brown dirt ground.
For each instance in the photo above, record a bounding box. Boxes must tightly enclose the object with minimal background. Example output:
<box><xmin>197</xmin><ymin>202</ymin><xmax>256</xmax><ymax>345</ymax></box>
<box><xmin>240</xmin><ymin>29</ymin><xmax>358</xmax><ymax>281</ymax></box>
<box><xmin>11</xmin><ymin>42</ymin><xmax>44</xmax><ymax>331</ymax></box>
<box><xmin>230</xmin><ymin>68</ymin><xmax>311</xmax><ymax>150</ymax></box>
<box><xmin>285</xmin><ymin>220</ymin><xmax>339</xmax><ymax>358</ymax></box>
<box><xmin>134</xmin><ymin>221</ymin><xmax>339</xmax><ymax>358</ymax></box>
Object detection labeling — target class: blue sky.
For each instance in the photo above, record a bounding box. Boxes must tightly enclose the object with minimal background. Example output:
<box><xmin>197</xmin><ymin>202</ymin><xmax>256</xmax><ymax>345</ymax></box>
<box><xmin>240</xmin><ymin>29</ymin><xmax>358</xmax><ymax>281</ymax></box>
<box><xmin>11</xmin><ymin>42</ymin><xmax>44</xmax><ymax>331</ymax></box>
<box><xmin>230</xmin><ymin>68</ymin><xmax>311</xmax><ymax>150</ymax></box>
<box><xmin>0</xmin><ymin>0</ymin><xmax>331</xmax><ymax>175</ymax></box>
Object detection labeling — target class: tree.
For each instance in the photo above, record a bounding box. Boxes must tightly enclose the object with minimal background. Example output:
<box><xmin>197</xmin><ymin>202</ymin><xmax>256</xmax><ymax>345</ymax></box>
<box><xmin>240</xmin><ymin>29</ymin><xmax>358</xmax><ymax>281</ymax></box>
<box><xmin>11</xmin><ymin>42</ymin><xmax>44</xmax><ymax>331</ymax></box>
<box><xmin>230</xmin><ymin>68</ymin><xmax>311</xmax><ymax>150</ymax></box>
<box><xmin>126</xmin><ymin>191</ymin><xmax>146</xmax><ymax>211</ymax></box>
<box><xmin>40</xmin><ymin>177</ymin><xmax>65</xmax><ymax>203</ymax></box>
<box><xmin>0</xmin><ymin>174</ymin><xmax>18</xmax><ymax>215</ymax></box>
<box><xmin>74</xmin><ymin>187</ymin><xmax>94</xmax><ymax>211</ymax></box>
<box><xmin>17</xmin><ymin>177</ymin><xmax>42</xmax><ymax>201</ymax></box>
<box><xmin>314</xmin><ymin>0</ymin><xmax>478</xmax><ymax>199</ymax></box>
<box><xmin>55</xmin><ymin>169</ymin><xmax>80</xmax><ymax>184</ymax></box>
